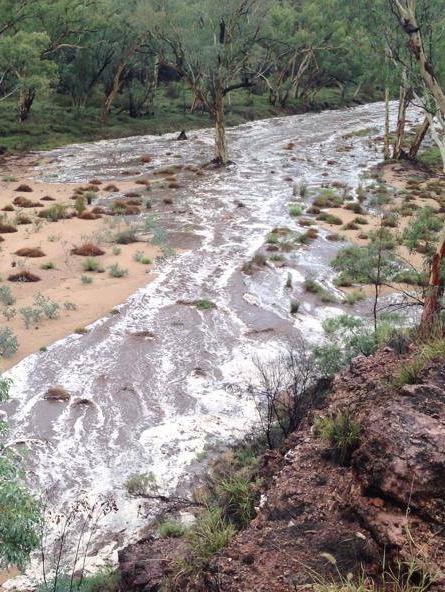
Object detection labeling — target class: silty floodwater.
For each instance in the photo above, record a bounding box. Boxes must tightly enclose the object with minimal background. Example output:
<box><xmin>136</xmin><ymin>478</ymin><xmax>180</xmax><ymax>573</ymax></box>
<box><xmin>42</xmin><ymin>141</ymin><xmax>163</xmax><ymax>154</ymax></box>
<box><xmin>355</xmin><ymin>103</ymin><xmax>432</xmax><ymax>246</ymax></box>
<box><xmin>3</xmin><ymin>101</ymin><xmax>416</xmax><ymax>575</ymax></box>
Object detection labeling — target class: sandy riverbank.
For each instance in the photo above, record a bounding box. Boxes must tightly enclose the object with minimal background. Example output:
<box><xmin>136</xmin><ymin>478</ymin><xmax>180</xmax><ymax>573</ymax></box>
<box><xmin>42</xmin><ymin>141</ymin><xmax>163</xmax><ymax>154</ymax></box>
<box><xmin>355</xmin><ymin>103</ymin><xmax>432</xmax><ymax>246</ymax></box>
<box><xmin>0</xmin><ymin>155</ymin><xmax>170</xmax><ymax>371</ymax></box>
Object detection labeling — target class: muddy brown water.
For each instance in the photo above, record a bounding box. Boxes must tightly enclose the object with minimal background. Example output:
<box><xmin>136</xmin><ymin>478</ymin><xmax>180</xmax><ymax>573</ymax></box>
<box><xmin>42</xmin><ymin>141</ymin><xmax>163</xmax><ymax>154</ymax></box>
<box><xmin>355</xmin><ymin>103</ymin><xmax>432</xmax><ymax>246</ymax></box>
<box><xmin>2</xmin><ymin>101</ymin><xmax>417</xmax><ymax>583</ymax></box>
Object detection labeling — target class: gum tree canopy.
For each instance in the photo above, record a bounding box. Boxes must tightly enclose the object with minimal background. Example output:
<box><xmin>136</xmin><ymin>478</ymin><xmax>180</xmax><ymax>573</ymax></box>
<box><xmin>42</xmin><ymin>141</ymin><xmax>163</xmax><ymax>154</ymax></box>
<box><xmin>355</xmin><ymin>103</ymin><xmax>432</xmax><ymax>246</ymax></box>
<box><xmin>151</xmin><ymin>0</ymin><xmax>266</xmax><ymax>165</ymax></box>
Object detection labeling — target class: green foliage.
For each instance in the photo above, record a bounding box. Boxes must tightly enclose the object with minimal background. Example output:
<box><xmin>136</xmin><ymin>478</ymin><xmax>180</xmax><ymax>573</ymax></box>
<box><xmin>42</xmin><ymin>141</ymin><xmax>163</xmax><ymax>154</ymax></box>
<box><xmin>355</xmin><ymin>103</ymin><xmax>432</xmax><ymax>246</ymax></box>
<box><xmin>0</xmin><ymin>327</ymin><xmax>18</xmax><ymax>357</ymax></box>
<box><xmin>332</xmin><ymin>239</ymin><xmax>400</xmax><ymax>286</ymax></box>
<box><xmin>312</xmin><ymin>314</ymin><xmax>401</xmax><ymax>377</ymax></box>
<box><xmin>19</xmin><ymin>306</ymin><xmax>43</xmax><ymax>329</ymax></box>
<box><xmin>193</xmin><ymin>299</ymin><xmax>216</xmax><ymax>310</ymax></box>
<box><xmin>75</xmin><ymin>195</ymin><xmax>86</xmax><ymax>216</ymax></box>
<box><xmin>34</xmin><ymin>292</ymin><xmax>60</xmax><ymax>319</ymax></box>
<box><xmin>82</xmin><ymin>258</ymin><xmax>102</xmax><ymax>273</ymax></box>
<box><xmin>39</xmin><ymin>204</ymin><xmax>70</xmax><ymax>222</ymax></box>
<box><xmin>314</xmin><ymin>413</ymin><xmax>360</xmax><ymax>465</ymax></box>
<box><xmin>0</xmin><ymin>285</ymin><xmax>15</xmax><ymax>306</ymax></box>
<box><xmin>125</xmin><ymin>472</ymin><xmax>157</xmax><ymax>496</ymax></box>
<box><xmin>133</xmin><ymin>250</ymin><xmax>152</xmax><ymax>265</ymax></box>
<box><xmin>158</xmin><ymin>520</ymin><xmax>186</xmax><ymax>539</ymax></box>
<box><xmin>303</xmin><ymin>277</ymin><xmax>337</xmax><ymax>303</ymax></box>
<box><xmin>113</xmin><ymin>228</ymin><xmax>138</xmax><ymax>244</ymax></box>
<box><xmin>289</xmin><ymin>204</ymin><xmax>303</xmax><ymax>217</ymax></box>
<box><xmin>0</xmin><ymin>377</ymin><xmax>41</xmax><ymax>568</ymax></box>
<box><xmin>108</xmin><ymin>263</ymin><xmax>128</xmax><ymax>278</ymax></box>
<box><xmin>402</xmin><ymin>207</ymin><xmax>442</xmax><ymax>257</ymax></box>
<box><xmin>317</xmin><ymin>212</ymin><xmax>343</xmax><ymax>225</ymax></box>
<box><xmin>343</xmin><ymin>290</ymin><xmax>365</xmax><ymax>305</ymax></box>
<box><xmin>215</xmin><ymin>475</ymin><xmax>256</xmax><ymax>527</ymax></box>
<box><xmin>395</xmin><ymin>339</ymin><xmax>445</xmax><ymax>387</ymax></box>
<box><xmin>187</xmin><ymin>507</ymin><xmax>236</xmax><ymax>562</ymax></box>
<box><xmin>36</xmin><ymin>569</ymin><xmax>120</xmax><ymax>592</ymax></box>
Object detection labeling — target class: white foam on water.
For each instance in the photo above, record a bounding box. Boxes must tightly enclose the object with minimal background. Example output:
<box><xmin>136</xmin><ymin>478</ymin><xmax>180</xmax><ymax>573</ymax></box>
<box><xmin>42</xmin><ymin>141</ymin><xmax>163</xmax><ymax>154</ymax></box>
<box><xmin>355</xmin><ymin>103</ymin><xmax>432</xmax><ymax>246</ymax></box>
<box><xmin>1</xmin><ymin>102</ymin><xmax>423</xmax><ymax>587</ymax></box>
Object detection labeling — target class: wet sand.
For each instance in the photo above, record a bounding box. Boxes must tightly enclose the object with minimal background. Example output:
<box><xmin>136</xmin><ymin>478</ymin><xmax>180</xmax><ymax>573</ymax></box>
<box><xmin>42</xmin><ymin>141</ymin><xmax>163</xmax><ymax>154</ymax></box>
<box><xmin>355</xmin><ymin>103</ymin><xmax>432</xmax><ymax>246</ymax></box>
<box><xmin>0</xmin><ymin>157</ymin><xmax>164</xmax><ymax>370</ymax></box>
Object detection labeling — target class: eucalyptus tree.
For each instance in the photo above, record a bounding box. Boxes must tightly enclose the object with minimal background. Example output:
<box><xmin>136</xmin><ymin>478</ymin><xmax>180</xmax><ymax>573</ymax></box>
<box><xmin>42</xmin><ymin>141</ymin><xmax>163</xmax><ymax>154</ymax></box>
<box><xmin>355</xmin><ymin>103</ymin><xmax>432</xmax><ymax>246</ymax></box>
<box><xmin>96</xmin><ymin>0</ymin><xmax>154</xmax><ymax>123</ymax></box>
<box><xmin>0</xmin><ymin>30</ymin><xmax>57</xmax><ymax>121</ymax></box>
<box><xmin>150</xmin><ymin>0</ymin><xmax>267</xmax><ymax>165</ymax></box>
<box><xmin>0</xmin><ymin>376</ymin><xmax>41</xmax><ymax>567</ymax></box>
<box><xmin>0</xmin><ymin>0</ymin><xmax>100</xmax><ymax>120</ymax></box>
<box><xmin>388</xmin><ymin>0</ymin><xmax>445</xmax><ymax>171</ymax></box>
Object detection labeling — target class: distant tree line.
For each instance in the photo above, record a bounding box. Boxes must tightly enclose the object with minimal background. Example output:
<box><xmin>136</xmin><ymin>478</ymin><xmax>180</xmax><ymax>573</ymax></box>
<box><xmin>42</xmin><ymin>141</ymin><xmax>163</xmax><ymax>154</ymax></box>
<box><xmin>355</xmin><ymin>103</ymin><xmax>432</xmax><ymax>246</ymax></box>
<box><xmin>0</xmin><ymin>1</ymin><xmax>444</xmax><ymax>165</ymax></box>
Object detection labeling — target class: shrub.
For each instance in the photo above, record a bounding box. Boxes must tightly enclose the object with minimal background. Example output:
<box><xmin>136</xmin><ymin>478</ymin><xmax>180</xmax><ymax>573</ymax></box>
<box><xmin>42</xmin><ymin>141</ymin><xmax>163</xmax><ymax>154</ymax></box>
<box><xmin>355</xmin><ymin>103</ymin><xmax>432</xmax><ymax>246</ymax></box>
<box><xmin>15</xmin><ymin>214</ymin><xmax>32</xmax><ymax>225</ymax></box>
<box><xmin>112</xmin><ymin>246</ymin><xmax>121</xmax><ymax>256</ymax></box>
<box><xmin>317</xmin><ymin>213</ymin><xmax>343</xmax><ymax>225</ymax></box>
<box><xmin>333</xmin><ymin>271</ymin><xmax>353</xmax><ymax>287</ymax></box>
<box><xmin>0</xmin><ymin>222</ymin><xmax>18</xmax><ymax>233</ymax></box>
<box><xmin>395</xmin><ymin>339</ymin><xmax>445</xmax><ymax>386</ymax></box>
<box><xmin>14</xmin><ymin>247</ymin><xmax>45</xmax><ymax>258</ymax></box>
<box><xmin>241</xmin><ymin>253</ymin><xmax>267</xmax><ymax>275</ymax></box>
<box><xmin>75</xmin><ymin>195</ymin><xmax>86</xmax><ymax>216</ymax></box>
<box><xmin>38</xmin><ymin>204</ymin><xmax>70</xmax><ymax>221</ymax></box>
<box><xmin>343</xmin><ymin>221</ymin><xmax>359</xmax><ymax>230</ymax></box>
<box><xmin>215</xmin><ymin>475</ymin><xmax>256</xmax><ymax>527</ymax></box>
<box><xmin>345</xmin><ymin>201</ymin><xmax>364</xmax><ymax>214</ymax></box>
<box><xmin>83</xmin><ymin>191</ymin><xmax>96</xmax><ymax>205</ymax></box>
<box><xmin>114</xmin><ymin>228</ymin><xmax>138</xmax><ymax>244</ymax></box>
<box><xmin>187</xmin><ymin>507</ymin><xmax>236</xmax><ymax>562</ymax></box>
<box><xmin>269</xmin><ymin>253</ymin><xmax>285</xmax><ymax>262</ymax></box>
<box><xmin>343</xmin><ymin>290</ymin><xmax>365</xmax><ymax>305</ymax></box>
<box><xmin>71</xmin><ymin>243</ymin><xmax>105</xmax><ymax>256</ymax></box>
<box><xmin>0</xmin><ymin>327</ymin><xmax>18</xmax><ymax>358</ymax></box>
<box><xmin>2</xmin><ymin>307</ymin><xmax>16</xmax><ymax>321</ymax></box>
<box><xmin>0</xmin><ymin>285</ymin><xmax>15</xmax><ymax>306</ymax></box>
<box><xmin>36</xmin><ymin>569</ymin><xmax>120</xmax><ymax>592</ymax></box>
<box><xmin>303</xmin><ymin>277</ymin><xmax>337</xmax><ymax>303</ymax></box>
<box><xmin>125</xmin><ymin>472</ymin><xmax>157</xmax><ymax>496</ymax></box>
<box><xmin>314</xmin><ymin>413</ymin><xmax>360</xmax><ymax>465</ymax></box>
<box><xmin>15</xmin><ymin>184</ymin><xmax>33</xmax><ymax>192</ymax></box>
<box><xmin>290</xmin><ymin>299</ymin><xmax>300</xmax><ymax>314</ymax></box>
<box><xmin>12</xmin><ymin>196</ymin><xmax>38</xmax><ymax>208</ymax></box>
<box><xmin>193</xmin><ymin>299</ymin><xmax>216</xmax><ymax>310</ymax></box>
<box><xmin>313</xmin><ymin>343</ymin><xmax>344</xmax><ymax>376</ymax></box>
<box><xmin>382</xmin><ymin>213</ymin><xmax>399</xmax><ymax>228</ymax></box>
<box><xmin>81</xmin><ymin>275</ymin><xmax>93</xmax><ymax>284</ymax></box>
<box><xmin>289</xmin><ymin>204</ymin><xmax>302</xmax><ymax>217</ymax></box>
<box><xmin>41</xmin><ymin>261</ymin><xmax>56</xmax><ymax>270</ymax></box>
<box><xmin>20</xmin><ymin>306</ymin><xmax>43</xmax><ymax>329</ymax></box>
<box><xmin>82</xmin><ymin>258</ymin><xmax>103</xmax><ymax>272</ymax></box>
<box><xmin>108</xmin><ymin>263</ymin><xmax>128</xmax><ymax>278</ymax></box>
<box><xmin>313</xmin><ymin>189</ymin><xmax>343</xmax><ymax>208</ymax></box>
<box><xmin>8</xmin><ymin>271</ymin><xmax>41</xmax><ymax>282</ymax></box>
<box><xmin>73</xmin><ymin>327</ymin><xmax>88</xmax><ymax>335</ymax></box>
<box><xmin>266</xmin><ymin>232</ymin><xmax>279</xmax><ymax>244</ymax></box>
<box><xmin>158</xmin><ymin>520</ymin><xmax>186</xmax><ymax>539</ymax></box>
<box><xmin>133</xmin><ymin>250</ymin><xmax>152</xmax><ymax>264</ymax></box>
<box><xmin>34</xmin><ymin>293</ymin><xmax>60</xmax><ymax>319</ymax></box>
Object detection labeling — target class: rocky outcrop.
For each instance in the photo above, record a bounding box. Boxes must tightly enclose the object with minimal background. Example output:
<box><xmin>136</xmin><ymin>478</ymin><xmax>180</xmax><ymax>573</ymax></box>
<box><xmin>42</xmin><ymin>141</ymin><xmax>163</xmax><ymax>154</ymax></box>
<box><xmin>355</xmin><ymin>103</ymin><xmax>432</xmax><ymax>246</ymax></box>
<box><xmin>119</xmin><ymin>536</ymin><xmax>188</xmax><ymax>592</ymax></box>
<box><xmin>118</xmin><ymin>348</ymin><xmax>445</xmax><ymax>591</ymax></box>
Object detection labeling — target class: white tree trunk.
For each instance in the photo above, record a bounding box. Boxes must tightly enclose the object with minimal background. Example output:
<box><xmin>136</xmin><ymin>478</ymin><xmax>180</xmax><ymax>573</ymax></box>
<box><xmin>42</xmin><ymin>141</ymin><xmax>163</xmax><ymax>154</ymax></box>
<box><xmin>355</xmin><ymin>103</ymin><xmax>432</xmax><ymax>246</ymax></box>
<box><xmin>426</xmin><ymin>111</ymin><xmax>445</xmax><ymax>173</ymax></box>
<box><xmin>213</xmin><ymin>84</ymin><xmax>229</xmax><ymax>165</ymax></box>
<box><xmin>384</xmin><ymin>88</ymin><xmax>391</xmax><ymax>160</ymax></box>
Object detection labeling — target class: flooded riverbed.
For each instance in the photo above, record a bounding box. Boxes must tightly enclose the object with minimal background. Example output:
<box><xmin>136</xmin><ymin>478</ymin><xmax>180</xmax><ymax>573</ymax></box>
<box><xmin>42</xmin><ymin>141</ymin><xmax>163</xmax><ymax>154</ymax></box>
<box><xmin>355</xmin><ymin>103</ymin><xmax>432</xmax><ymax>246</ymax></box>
<box><xmin>2</xmin><ymin>101</ymin><xmax>414</xmax><ymax>582</ymax></box>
